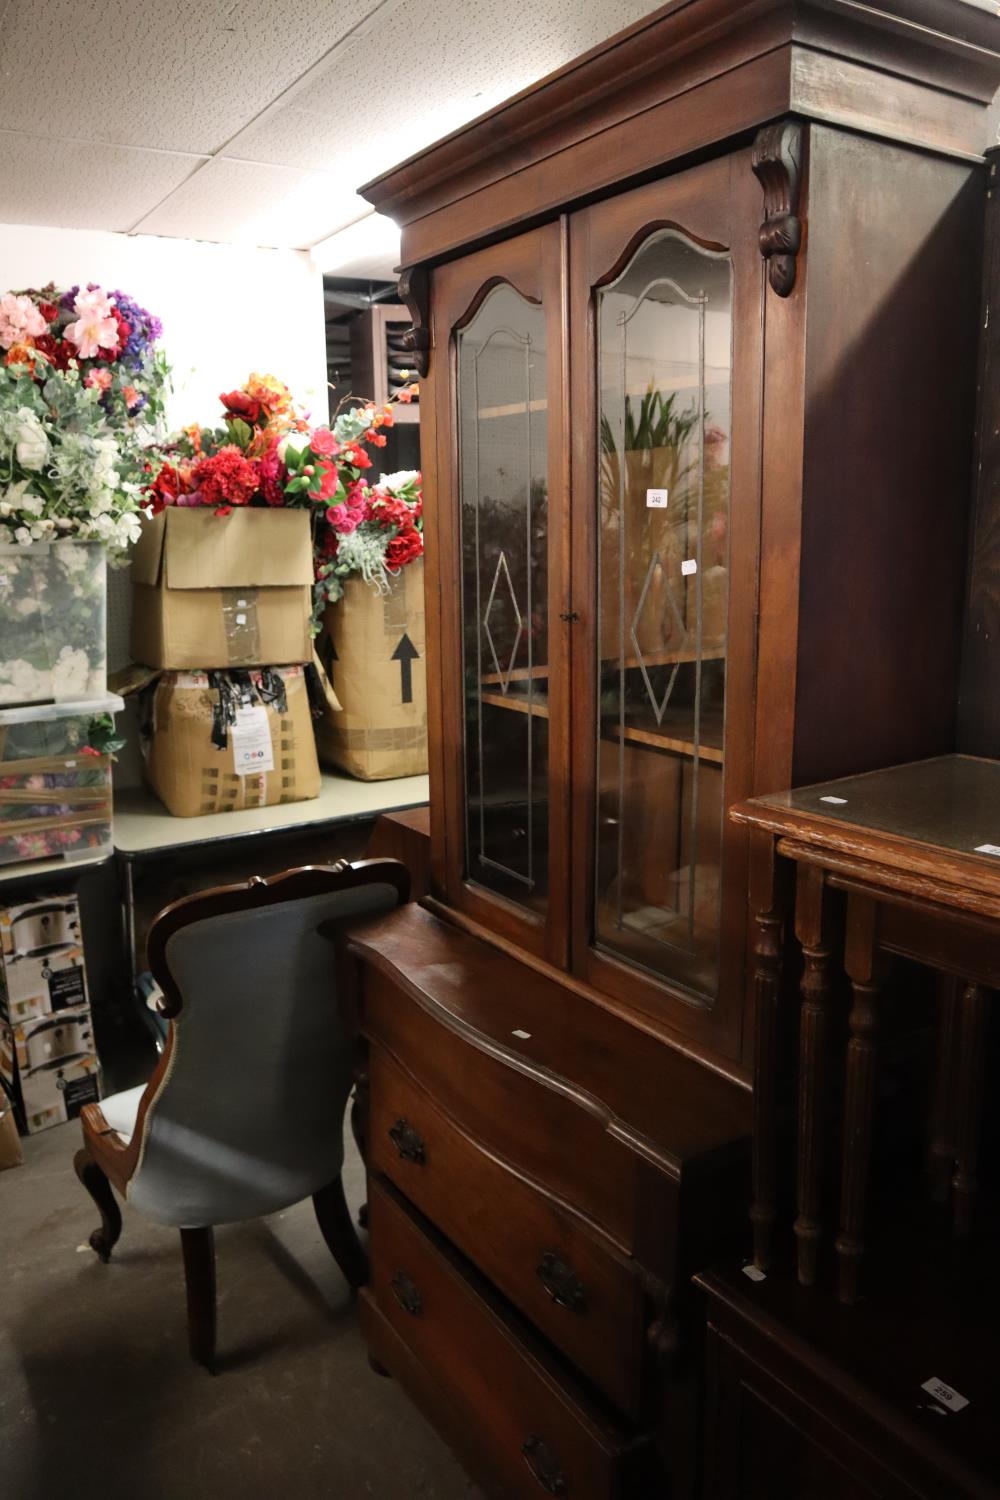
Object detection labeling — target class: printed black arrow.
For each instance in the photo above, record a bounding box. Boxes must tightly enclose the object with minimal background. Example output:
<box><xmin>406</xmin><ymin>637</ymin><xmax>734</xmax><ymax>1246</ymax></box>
<box><xmin>391</xmin><ymin>633</ymin><xmax>419</xmax><ymax>704</ymax></box>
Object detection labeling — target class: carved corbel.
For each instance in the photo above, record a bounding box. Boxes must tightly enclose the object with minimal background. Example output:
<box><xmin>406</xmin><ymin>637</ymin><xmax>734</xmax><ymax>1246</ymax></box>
<box><xmin>752</xmin><ymin>121</ymin><xmax>804</xmax><ymax>297</ymax></box>
<box><xmin>397</xmin><ymin>265</ymin><xmax>431</xmax><ymax>378</ymax></box>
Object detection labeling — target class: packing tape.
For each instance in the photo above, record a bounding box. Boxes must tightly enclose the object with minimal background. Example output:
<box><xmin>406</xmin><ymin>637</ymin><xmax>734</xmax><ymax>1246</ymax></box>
<box><xmin>221</xmin><ymin>589</ymin><xmax>262</xmax><ymax>663</ymax></box>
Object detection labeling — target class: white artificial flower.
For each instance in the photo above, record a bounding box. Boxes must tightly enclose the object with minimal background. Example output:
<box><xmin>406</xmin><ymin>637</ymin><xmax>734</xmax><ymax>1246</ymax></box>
<box><xmin>13</xmin><ymin>409</ymin><xmax>49</xmax><ymax>471</ymax></box>
<box><xmin>378</xmin><ymin>469</ymin><xmax>420</xmax><ymax>491</ymax></box>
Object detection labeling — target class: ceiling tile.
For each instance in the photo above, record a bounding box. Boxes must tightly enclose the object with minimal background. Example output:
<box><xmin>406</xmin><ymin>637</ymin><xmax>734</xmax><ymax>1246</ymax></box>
<box><xmin>0</xmin><ymin>0</ymin><xmax>383</xmax><ymax>156</ymax></box>
<box><xmin>222</xmin><ymin>0</ymin><xmax>662</xmax><ymax>178</ymax></box>
<box><xmin>0</xmin><ymin>132</ymin><xmax>204</xmax><ymax>232</ymax></box>
<box><xmin>132</xmin><ymin>157</ymin><xmax>362</xmax><ymax>248</ymax></box>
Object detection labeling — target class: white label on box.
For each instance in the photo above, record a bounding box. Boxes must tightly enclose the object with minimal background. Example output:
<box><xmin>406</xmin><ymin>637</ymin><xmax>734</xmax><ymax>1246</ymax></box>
<box><xmin>975</xmin><ymin>843</ymin><xmax>1000</xmax><ymax>857</ymax></box>
<box><xmin>743</xmin><ymin>1264</ymin><xmax>767</xmax><ymax>1283</ymax></box>
<box><xmin>681</xmin><ymin>558</ymin><xmax>697</xmax><ymax>576</ymax></box>
<box><xmin>235</xmin><ymin>613</ymin><xmax>247</xmax><ymax>625</ymax></box>
<box><xmin>820</xmin><ymin>795</ymin><xmax>848</xmax><ymax>805</ymax></box>
<box><xmin>231</xmin><ymin>707</ymin><xmax>274</xmax><ymax>777</ymax></box>
<box><xmin>512</xmin><ymin>1028</ymin><xmax>532</xmax><ymax>1040</ymax></box>
<box><xmin>920</xmin><ymin>1378</ymin><xmax>969</xmax><ymax>1412</ymax></box>
<box><xmin>646</xmin><ymin>488</ymin><xmax>669</xmax><ymax>509</ymax></box>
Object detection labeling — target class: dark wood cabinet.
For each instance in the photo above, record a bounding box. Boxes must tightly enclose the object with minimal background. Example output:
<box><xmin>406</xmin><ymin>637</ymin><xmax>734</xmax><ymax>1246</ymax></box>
<box><xmin>697</xmin><ymin>1267</ymin><xmax>1000</xmax><ymax>1500</ymax></box>
<box><xmin>341</xmin><ymin>3</ymin><xmax>1000</xmax><ymax>1496</ymax></box>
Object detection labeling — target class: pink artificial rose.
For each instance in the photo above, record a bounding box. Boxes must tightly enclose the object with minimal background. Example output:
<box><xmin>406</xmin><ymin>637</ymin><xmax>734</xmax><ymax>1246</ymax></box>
<box><xmin>325</xmin><ymin>503</ymin><xmax>361</xmax><ymax>535</ymax></box>
<box><xmin>64</xmin><ymin>287</ymin><xmax>119</xmax><ymax>359</ymax></box>
<box><xmin>309</xmin><ymin>427</ymin><xmax>339</xmax><ymax>458</ymax></box>
<box><xmin>0</xmin><ymin>293</ymin><xmax>47</xmax><ymax>351</ymax></box>
<box><xmin>84</xmin><ymin>368</ymin><xmax>113</xmax><ymax>391</ymax></box>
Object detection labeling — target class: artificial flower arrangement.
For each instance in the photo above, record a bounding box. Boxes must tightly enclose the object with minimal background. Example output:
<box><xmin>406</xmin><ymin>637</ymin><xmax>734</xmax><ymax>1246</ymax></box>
<box><xmin>142</xmin><ymin>374</ymin><xmax>423</xmax><ymax>625</ymax></box>
<box><xmin>0</xmin><ymin>283</ymin><xmax>169</xmax><ymax>704</ymax></box>
<box><xmin>0</xmin><ymin>283</ymin><xmax>169</xmax><ymax>551</ymax></box>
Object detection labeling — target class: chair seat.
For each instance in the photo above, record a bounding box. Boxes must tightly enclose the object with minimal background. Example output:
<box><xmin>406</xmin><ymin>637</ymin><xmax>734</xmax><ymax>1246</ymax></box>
<box><xmin>99</xmin><ymin>1085</ymin><xmax>147</xmax><ymax>1145</ymax></box>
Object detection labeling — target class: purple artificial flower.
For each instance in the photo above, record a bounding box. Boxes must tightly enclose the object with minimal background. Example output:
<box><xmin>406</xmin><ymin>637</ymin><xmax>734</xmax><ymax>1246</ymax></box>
<box><xmin>109</xmin><ymin>289</ymin><xmax>163</xmax><ymax>358</ymax></box>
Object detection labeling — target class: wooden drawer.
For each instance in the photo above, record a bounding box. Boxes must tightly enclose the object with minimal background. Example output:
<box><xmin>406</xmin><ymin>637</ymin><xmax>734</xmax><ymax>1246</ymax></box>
<box><xmin>363</xmin><ymin>967</ymin><xmax>658</xmax><ymax>1252</ymax></box>
<box><xmin>365</xmin><ymin>1178</ymin><xmax>649</xmax><ymax>1499</ymax></box>
<box><xmin>369</xmin><ymin>1043</ymin><xmax>646</xmax><ymax>1418</ymax></box>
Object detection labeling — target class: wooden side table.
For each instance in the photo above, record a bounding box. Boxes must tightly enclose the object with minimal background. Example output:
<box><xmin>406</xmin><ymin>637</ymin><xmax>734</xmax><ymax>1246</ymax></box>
<box><xmin>732</xmin><ymin>755</ymin><xmax>1000</xmax><ymax>1304</ymax></box>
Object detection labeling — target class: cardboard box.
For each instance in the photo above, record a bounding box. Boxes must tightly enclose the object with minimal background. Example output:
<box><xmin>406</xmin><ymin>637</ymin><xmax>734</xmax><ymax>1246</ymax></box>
<box><xmin>1</xmin><ymin>944</ymin><xmax>88</xmax><ymax>1026</ymax></box>
<box><xmin>1</xmin><ymin>895</ymin><xmax>81</xmax><ymax>956</ymax></box>
<box><xmin>131</xmin><ymin>508</ymin><xmax>314</xmax><ymax>670</ymax></box>
<box><xmin>145</xmin><ymin>664</ymin><xmax>321</xmax><ymax>817</ymax></box>
<box><xmin>315</xmin><ymin>560</ymin><xmax>428</xmax><ymax>781</ymax></box>
<box><xmin>0</xmin><ymin>895</ymin><xmax>89</xmax><ymax>1026</ymax></box>
<box><xmin>1</xmin><ymin>1006</ymin><xmax>101</xmax><ymax>1136</ymax></box>
<box><xmin>0</xmin><ymin>1093</ymin><xmax>23</xmax><ymax>1169</ymax></box>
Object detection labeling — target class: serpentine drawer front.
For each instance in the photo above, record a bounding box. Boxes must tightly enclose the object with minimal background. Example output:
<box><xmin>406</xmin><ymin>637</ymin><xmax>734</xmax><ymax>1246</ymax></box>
<box><xmin>369</xmin><ymin>1043</ymin><xmax>646</xmax><ymax>1418</ymax></box>
<box><xmin>363</xmin><ymin>966</ymin><xmax>652</xmax><ymax>1252</ymax></box>
<box><xmin>365</xmin><ymin>1178</ymin><xmax>648</xmax><ymax>1500</ymax></box>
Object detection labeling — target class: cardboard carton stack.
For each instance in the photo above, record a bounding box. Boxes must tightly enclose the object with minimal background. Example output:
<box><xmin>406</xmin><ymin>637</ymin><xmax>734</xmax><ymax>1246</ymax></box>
<box><xmin>314</xmin><ymin>559</ymin><xmax>428</xmax><ymax>781</ymax></box>
<box><xmin>0</xmin><ymin>894</ymin><xmax>101</xmax><ymax>1135</ymax></box>
<box><xmin>130</xmin><ymin>508</ymin><xmax>322</xmax><ymax>816</ymax></box>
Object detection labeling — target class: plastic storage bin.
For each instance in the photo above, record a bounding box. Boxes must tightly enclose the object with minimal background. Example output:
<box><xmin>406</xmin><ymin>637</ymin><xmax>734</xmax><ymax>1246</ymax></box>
<box><xmin>0</xmin><ymin>540</ymin><xmax>107</xmax><ymax>706</ymax></box>
<box><xmin>0</xmin><ymin>695</ymin><xmax>123</xmax><ymax>868</ymax></box>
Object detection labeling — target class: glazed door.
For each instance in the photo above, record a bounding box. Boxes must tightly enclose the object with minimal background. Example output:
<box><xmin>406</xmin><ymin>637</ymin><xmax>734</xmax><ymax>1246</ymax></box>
<box><xmin>428</xmin><ymin>223</ymin><xmax>570</xmax><ymax>964</ymax></box>
<box><xmin>568</xmin><ymin>152</ymin><xmax>763</xmax><ymax>1059</ymax></box>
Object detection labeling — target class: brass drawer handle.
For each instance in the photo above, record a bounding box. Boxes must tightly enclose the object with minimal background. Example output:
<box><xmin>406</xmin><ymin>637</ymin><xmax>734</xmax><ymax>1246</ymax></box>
<box><xmin>536</xmin><ymin>1251</ymin><xmax>586</xmax><ymax>1313</ymax></box>
<box><xmin>388</xmin><ymin>1116</ymin><xmax>426</xmax><ymax>1164</ymax></box>
<box><xmin>522</xmin><ymin>1435</ymin><xmax>567</xmax><ymax>1494</ymax></box>
<box><xmin>389</xmin><ymin>1269</ymin><xmax>422</xmax><ymax>1316</ymax></box>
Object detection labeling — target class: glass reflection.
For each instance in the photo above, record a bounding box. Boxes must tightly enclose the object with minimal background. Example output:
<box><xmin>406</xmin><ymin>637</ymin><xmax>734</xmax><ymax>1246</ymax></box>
<box><xmin>458</xmin><ymin>285</ymin><xmax>549</xmax><ymax>911</ymax></box>
<box><xmin>595</xmin><ymin>231</ymin><xmax>732</xmax><ymax>1000</ymax></box>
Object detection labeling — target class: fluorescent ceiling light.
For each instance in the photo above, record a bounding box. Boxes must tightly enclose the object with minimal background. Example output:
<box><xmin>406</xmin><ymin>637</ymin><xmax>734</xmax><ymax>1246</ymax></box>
<box><xmin>312</xmin><ymin>212</ymin><xmax>401</xmax><ymax>276</ymax></box>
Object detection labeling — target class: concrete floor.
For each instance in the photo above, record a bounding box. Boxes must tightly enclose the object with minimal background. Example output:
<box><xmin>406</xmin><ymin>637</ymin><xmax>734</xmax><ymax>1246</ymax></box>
<box><xmin>0</xmin><ymin>1119</ymin><xmax>481</xmax><ymax>1500</ymax></box>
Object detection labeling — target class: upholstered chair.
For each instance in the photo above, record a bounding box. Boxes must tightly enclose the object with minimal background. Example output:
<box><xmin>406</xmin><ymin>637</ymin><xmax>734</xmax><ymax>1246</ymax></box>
<box><xmin>73</xmin><ymin>858</ymin><xmax>409</xmax><ymax>1370</ymax></box>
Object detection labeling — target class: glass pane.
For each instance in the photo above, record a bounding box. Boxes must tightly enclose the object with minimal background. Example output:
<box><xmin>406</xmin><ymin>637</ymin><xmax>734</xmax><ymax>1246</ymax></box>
<box><xmin>458</xmin><ymin>284</ymin><xmax>549</xmax><ymax>911</ymax></box>
<box><xmin>594</xmin><ymin>231</ymin><xmax>732</xmax><ymax>1000</ymax></box>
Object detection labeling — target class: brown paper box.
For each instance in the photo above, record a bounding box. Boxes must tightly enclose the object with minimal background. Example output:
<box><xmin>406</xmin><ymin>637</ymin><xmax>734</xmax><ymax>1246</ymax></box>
<box><xmin>146</xmin><ymin>665</ymin><xmax>321</xmax><ymax>817</ymax></box>
<box><xmin>131</xmin><ymin>508</ymin><xmax>314</xmax><ymax>670</ymax></box>
<box><xmin>0</xmin><ymin>1103</ymin><xmax>22</xmax><ymax>1169</ymax></box>
<box><xmin>315</xmin><ymin>560</ymin><xmax>428</xmax><ymax>781</ymax></box>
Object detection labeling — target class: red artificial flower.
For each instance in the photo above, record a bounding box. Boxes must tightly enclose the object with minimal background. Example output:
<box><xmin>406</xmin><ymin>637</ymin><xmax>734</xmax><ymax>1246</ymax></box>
<box><xmin>32</xmin><ymin>334</ymin><xmax>71</xmax><ymax>371</ymax></box>
<box><xmin>318</xmin><ymin>529</ymin><xmax>339</xmax><ymax>560</ymax></box>
<box><xmin>38</xmin><ymin>300</ymin><xmax>59</xmax><ymax>323</ymax></box>
<box><xmin>309</xmin><ymin>426</ymin><xmax>339</xmax><ymax>458</ymax></box>
<box><xmin>220</xmin><ymin>389</ymin><xmax>263</xmax><ymax>424</ymax></box>
<box><xmin>365</xmin><ymin>429</ymin><xmax>387</xmax><ymax>448</ymax></box>
<box><xmin>193</xmin><ymin>446</ymin><xmax>260</xmax><ymax>509</ymax></box>
<box><xmin>341</xmin><ymin>444</ymin><xmax>372</xmax><ymax>470</ymax></box>
<box><xmin>146</xmin><ymin>462</ymin><xmax>196</xmax><ymax>515</ymax></box>
<box><xmin>384</xmin><ymin>526</ymin><xmax>423</xmax><ymax>569</ymax></box>
<box><xmin>317</xmin><ymin>462</ymin><xmax>340</xmax><ymax>500</ymax></box>
<box><xmin>257</xmin><ymin>445</ymin><xmax>288</xmax><ymax>505</ymax></box>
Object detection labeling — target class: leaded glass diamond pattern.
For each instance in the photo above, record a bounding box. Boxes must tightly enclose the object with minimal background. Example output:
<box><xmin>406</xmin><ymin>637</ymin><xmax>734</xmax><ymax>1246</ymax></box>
<box><xmin>630</xmin><ymin>551</ymin><xmax>687</xmax><ymax>724</ymax></box>
<box><xmin>483</xmin><ymin>550</ymin><xmax>523</xmax><ymax>695</ymax></box>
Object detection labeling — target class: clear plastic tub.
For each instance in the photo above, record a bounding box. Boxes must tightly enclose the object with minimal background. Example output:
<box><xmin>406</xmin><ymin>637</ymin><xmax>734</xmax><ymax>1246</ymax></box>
<box><xmin>0</xmin><ymin>541</ymin><xmax>107</xmax><ymax>706</ymax></box>
<box><xmin>0</xmin><ymin>695</ymin><xmax>123</xmax><ymax>868</ymax></box>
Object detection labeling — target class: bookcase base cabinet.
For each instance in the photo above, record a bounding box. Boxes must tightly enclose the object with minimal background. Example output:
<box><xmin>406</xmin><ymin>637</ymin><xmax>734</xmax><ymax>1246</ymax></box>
<box><xmin>345</xmin><ymin>903</ymin><xmax>752</xmax><ymax>1499</ymax></box>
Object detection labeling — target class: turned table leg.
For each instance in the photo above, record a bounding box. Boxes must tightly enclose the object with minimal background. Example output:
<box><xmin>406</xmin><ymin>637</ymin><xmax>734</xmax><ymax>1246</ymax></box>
<box><xmin>952</xmin><ymin>981</ymin><xmax>989</xmax><ymax>1237</ymax></box>
<box><xmin>749</xmin><ymin>831</ymin><xmax>785</xmax><ymax>1273</ymax></box>
<box><xmin>794</xmin><ymin>864</ymin><xmax>832</xmax><ymax>1288</ymax></box>
<box><xmin>928</xmin><ymin>975</ymin><xmax>959</xmax><ymax>1203</ymax></box>
<box><xmin>836</xmin><ymin>893</ymin><xmax>881</xmax><ymax>1306</ymax></box>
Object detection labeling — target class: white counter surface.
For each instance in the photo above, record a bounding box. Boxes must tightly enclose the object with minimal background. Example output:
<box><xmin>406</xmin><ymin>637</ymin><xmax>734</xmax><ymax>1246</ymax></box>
<box><xmin>113</xmin><ymin>772</ymin><xmax>429</xmax><ymax>856</ymax></box>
